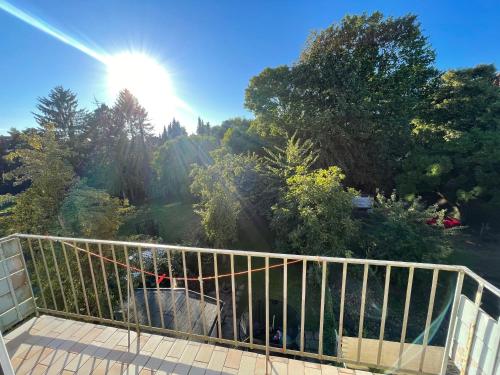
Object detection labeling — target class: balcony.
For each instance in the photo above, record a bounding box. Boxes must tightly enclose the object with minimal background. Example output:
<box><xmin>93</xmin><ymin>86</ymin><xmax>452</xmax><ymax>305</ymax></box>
<box><xmin>0</xmin><ymin>234</ymin><xmax>498</xmax><ymax>375</ymax></box>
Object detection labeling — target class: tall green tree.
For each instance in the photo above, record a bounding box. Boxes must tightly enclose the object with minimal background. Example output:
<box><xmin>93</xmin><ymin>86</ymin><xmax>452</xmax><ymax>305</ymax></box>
<box><xmin>1</xmin><ymin>127</ymin><xmax>74</xmax><ymax>233</ymax></box>
<box><xmin>396</xmin><ymin>65</ymin><xmax>500</xmax><ymax>223</ymax></box>
<box><xmin>153</xmin><ymin>135</ymin><xmax>216</xmax><ymax>201</ymax></box>
<box><xmin>33</xmin><ymin>86</ymin><xmax>89</xmax><ymax>172</ymax></box>
<box><xmin>164</xmin><ymin>118</ymin><xmax>187</xmax><ymax>140</ymax></box>
<box><xmin>104</xmin><ymin>90</ymin><xmax>154</xmax><ymax>204</ymax></box>
<box><xmin>34</xmin><ymin>86</ymin><xmax>87</xmax><ymax>141</ymax></box>
<box><xmin>245</xmin><ymin>12</ymin><xmax>437</xmax><ymax>192</ymax></box>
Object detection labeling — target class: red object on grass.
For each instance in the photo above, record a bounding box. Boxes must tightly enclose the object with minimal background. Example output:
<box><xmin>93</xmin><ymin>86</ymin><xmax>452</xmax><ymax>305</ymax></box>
<box><xmin>426</xmin><ymin>217</ymin><xmax>461</xmax><ymax>228</ymax></box>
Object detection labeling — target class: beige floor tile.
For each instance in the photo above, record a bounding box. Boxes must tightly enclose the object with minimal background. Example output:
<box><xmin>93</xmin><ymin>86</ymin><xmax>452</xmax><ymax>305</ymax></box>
<box><xmin>225</xmin><ymin>348</ymin><xmax>243</xmax><ymax>370</ymax></box>
<box><xmin>195</xmin><ymin>343</ymin><xmax>214</xmax><ymax>363</ymax></box>
<box><xmin>237</xmin><ymin>354</ymin><xmax>257</xmax><ymax>374</ymax></box>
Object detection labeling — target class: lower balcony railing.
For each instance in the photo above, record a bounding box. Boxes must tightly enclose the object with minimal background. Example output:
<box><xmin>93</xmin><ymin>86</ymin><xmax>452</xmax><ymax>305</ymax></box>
<box><xmin>0</xmin><ymin>233</ymin><xmax>498</xmax><ymax>375</ymax></box>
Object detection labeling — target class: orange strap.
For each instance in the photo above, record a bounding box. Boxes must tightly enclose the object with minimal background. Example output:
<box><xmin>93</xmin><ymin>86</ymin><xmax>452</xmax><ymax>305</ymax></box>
<box><xmin>61</xmin><ymin>241</ymin><xmax>302</xmax><ymax>285</ymax></box>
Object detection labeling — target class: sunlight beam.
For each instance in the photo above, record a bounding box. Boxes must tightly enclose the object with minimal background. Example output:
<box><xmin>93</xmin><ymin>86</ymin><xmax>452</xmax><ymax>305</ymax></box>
<box><xmin>0</xmin><ymin>0</ymin><xmax>107</xmax><ymax>63</ymax></box>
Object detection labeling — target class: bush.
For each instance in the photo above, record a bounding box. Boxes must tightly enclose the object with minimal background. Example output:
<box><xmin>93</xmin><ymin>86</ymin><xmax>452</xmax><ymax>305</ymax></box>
<box><xmin>271</xmin><ymin>166</ymin><xmax>358</xmax><ymax>257</ymax></box>
<box><xmin>358</xmin><ymin>192</ymin><xmax>454</xmax><ymax>263</ymax></box>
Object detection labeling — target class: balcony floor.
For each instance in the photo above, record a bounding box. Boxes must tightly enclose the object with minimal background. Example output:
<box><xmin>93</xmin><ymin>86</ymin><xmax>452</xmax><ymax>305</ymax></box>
<box><xmin>4</xmin><ymin>315</ymin><xmax>370</xmax><ymax>375</ymax></box>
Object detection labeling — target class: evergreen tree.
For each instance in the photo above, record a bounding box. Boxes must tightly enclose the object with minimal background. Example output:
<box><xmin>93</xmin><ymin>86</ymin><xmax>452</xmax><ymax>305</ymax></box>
<box><xmin>165</xmin><ymin>118</ymin><xmax>187</xmax><ymax>139</ymax></box>
<box><xmin>1</xmin><ymin>127</ymin><xmax>74</xmax><ymax>233</ymax></box>
<box><xmin>33</xmin><ymin>86</ymin><xmax>89</xmax><ymax>172</ymax></box>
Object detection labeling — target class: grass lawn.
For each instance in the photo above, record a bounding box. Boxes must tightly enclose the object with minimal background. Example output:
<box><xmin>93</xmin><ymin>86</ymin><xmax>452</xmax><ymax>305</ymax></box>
<box><xmin>119</xmin><ymin>201</ymin><xmax>275</xmax><ymax>251</ymax></box>
<box><xmin>447</xmin><ymin>230</ymin><xmax>500</xmax><ymax>288</ymax></box>
<box><xmin>119</xmin><ymin>202</ymin><xmax>201</xmax><ymax>244</ymax></box>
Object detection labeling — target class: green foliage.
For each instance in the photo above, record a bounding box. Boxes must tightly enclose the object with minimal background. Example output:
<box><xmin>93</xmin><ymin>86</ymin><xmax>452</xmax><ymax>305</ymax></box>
<box><xmin>396</xmin><ymin>65</ymin><xmax>500</xmax><ymax>223</ymax></box>
<box><xmin>246</xmin><ymin>12</ymin><xmax>437</xmax><ymax>192</ymax></box>
<box><xmin>264</xmin><ymin>134</ymin><xmax>318</xmax><ymax>181</ymax></box>
<box><xmin>221</xmin><ymin>119</ymin><xmax>267</xmax><ymax>155</ymax></box>
<box><xmin>271</xmin><ymin>167</ymin><xmax>358</xmax><ymax>257</ymax></box>
<box><xmin>163</xmin><ymin>118</ymin><xmax>187</xmax><ymax>141</ymax></box>
<box><xmin>153</xmin><ymin>135</ymin><xmax>217</xmax><ymax>201</ymax></box>
<box><xmin>359</xmin><ymin>192</ymin><xmax>454</xmax><ymax>263</ymax></box>
<box><xmin>33</xmin><ymin>86</ymin><xmax>90</xmax><ymax>172</ymax></box>
<box><xmin>59</xmin><ymin>181</ymin><xmax>132</xmax><ymax>238</ymax></box>
<box><xmin>191</xmin><ymin>152</ymin><xmax>271</xmax><ymax>247</ymax></box>
<box><xmin>1</xmin><ymin>127</ymin><xmax>74</xmax><ymax>233</ymax></box>
<box><xmin>89</xmin><ymin>90</ymin><xmax>154</xmax><ymax>204</ymax></box>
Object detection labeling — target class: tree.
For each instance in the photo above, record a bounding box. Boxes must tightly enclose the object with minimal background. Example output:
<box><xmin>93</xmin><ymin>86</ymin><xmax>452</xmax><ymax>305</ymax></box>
<box><xmin>59</xmin><ymin>181</ymin><xmax>132</xmax><ymax>239</ymax></box>
<box><xmin>34</xmin><ymin>86</ymin><xmax>87</xmax><ymax>141</ymax></box>
<box><xmin>107</xmin><ymin>90</ymin><xmax>154</xmax><ymax>204</ymax></box>
<box><xmin>1</xmin><ymin>127</ymin><xmax>74</xmax><ymax>233</ymax></box>
<box><xmin>164</xmin><ymin>118</ymin><xmax>187</xmax><ymax>140</ymax></box>
<box><xmin>33</xmin><ymin>86</ymin><xmax>89</xmax><ymax>171</ymax></box>
<box><xmin>153</xmin><ymin>135</ymin><xmax>217</xmax><ymax>201</ymax></box>
<box><xmin>245</xmin><ymin>12</ymin><xmax>437</xmax><ymax>192</ymax></box>
<box><xmin>196</xmin><ymin>117</ymin><xmax>211</xmax><ymax>136</ymax></box>
<box><xmin>396</xmin><ymin>65</ymin><xmax>500</xmax><ymax>224</ymax></box>
<box><xmin>271</xmin><ymin>166</ymin><xmax>358</xmax><ymax>257</ymax></box>
<box><xmin>191</xmin><ymin>152</ymin><xmax>271</xmax><ymax>247</ymax></box>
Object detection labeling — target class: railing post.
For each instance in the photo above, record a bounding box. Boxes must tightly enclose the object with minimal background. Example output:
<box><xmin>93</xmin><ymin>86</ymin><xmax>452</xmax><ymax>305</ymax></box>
<box><xmin>440</xmin><ymin>270</ymin><xmax>464</xmax><ymax>375</ymax></box>
<box><xmin>265</xmin><ymin>256</ymin><xmax>270</xmax><ymax>375</ymax></box>
<box><xmin>0</xmin><ymin>330</ymin><xmax>15</xmax><ymax>375</ymax></box>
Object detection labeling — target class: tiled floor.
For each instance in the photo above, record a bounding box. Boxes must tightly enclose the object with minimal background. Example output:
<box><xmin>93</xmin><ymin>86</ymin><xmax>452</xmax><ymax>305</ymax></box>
<box><xmin>4</xmin><ymin>315</ymin><xmax>372</xmax><ymax>375</ymax></box>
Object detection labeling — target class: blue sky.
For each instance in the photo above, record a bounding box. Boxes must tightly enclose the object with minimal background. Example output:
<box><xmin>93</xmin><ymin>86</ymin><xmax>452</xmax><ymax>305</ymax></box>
<box><xmin>0</xmin><ymin>0</ymin><xmax>498</xmax><ymax>134</ymax></box>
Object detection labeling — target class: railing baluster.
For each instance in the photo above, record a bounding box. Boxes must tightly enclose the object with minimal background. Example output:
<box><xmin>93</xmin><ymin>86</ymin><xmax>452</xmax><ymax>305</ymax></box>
<box><xmin>49</xmin><ymin>240</ymin><xmax>67</xmax><ymax>312</ymax></box>
<box><xmin>338</xmin><ymin>261</ymin><xmax>347</xmax><ymax>358</ymax></box>
<box><xmin>300</xmin><ymin>259</ymin><xmax>307</xmax><ymax>353</ymax></box>
<box><xmin>247</xmin><ymin>255</ymin><xmax>253</xmax><ymax>346</ymax></box>
<box><xmin>265</xmin><ymin>256</ymin><xmax>270</xmax><ymax>372</ymax></box>
<box><xmin>377</xmin><ymin>265</ymin><xmax>391</xmax><ymax>365</ymax></box>
<box><xmin>124</xmin><ymin>245</ymin><xmax>139</xmax><ymax>333</ymax></box>
<box><xmin>98</xmin><ymin>243</ymin><xmax>114</xmax><ymax>320</ymax></box>
<box><xmin>73</xmin><ymin>241</ymin><xmax>90</xmax><ymax>316</ymax></box>
<box><xmin>214</xmin><ymin>253</ymin><xmax>222</xmax><ymax>339</ymax></box>
<box><xmin>282</xmin><ymin>258</ymin><xmax>287</xmax><ymax>351</ymax></box>
<box><xmin>181</xmin><ymin>250</ymin><xmax>193</xmax><ymax>332</ymax></box>
<box><xmin>230</xmin><ymin>253</ymin><xmax>237</xmax><ymax>342</ymax></box>
<box><xmin>61</xmin><ymin>241</ymin><xmax>78</xmax><ymax>313</ymax></box>
<box><xmin>137</xmin><ymin>246</ymin><xmax>151</xmax><ymax>326</ymax></box>
<box><xmin>111</xmin><ymin>244</ymin><xmax>125</xmax><ymax>322</ymax></box>
<box><xmin>440</xmin><ymin>271</ymin><xmax>464</xmax><ymax>375</ymax></box>
<box><xmin>152</xmin><ymin>248</ymin><xmax>165</xmax><ymax>328</ymax></box>
<box><xmin>318</xmin><ymin>260</ymin><xmax>327</xmax><ymax>357</ymax></box>
<box><xmin>419</xmin><ymin>268</ymin><xmax>439</xmax><ymax>373</ymax></box>
<box><xmin>166</xmin><ymin>249</ymin><xmax>178</xmax><ymax>331</ymax></box>
<box><xmin>357</xmin><ymin>263</ymin><xmax>369</xmax><ymax>363</ymax></box>
<box><xmin>38</xmin><ymin>239</ymin><xmax>57</xmax><ymax>310</ymax></box>
<box><xmin>398</xmin><ymin>266</ymin><xmax>414</xmax><ymax>370</ymax></box>
<box><xmin>197</xmin><ymin>252</ymin><xmax>207</xmax><ymax>336</ymax></box>
<box><xmin>85</xmin><ymin>243</ymin><xmax>102</xmax><ymax>318</ymax></box>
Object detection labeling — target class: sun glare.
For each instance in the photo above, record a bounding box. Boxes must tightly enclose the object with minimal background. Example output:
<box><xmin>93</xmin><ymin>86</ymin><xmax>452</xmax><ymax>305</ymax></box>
<box><xmin>106</xmin><ymin>52</ymin><xmax>176</xmax><ymax>128</ymax></box>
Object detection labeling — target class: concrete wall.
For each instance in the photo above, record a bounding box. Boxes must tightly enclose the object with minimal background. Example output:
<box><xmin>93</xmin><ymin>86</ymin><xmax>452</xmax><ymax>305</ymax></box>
<box><xmin>0</xmin><ymin>238</ymin><xmax>35</xmax><ymax>332</ymax></box>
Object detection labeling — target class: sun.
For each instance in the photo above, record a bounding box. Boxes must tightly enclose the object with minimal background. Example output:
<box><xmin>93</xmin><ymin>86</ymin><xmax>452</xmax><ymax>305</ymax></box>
<box><xmin>106</xmin><ymin>52</ymin><xmax>176</xmax><ymax>129</ymax></box>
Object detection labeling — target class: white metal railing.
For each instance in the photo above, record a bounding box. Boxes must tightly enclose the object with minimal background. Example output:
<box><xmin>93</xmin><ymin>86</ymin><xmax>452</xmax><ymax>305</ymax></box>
<box><xmin>1</xmin><ymin>233</ymin><xmax>499</xmax><ymax>375</ymax></box>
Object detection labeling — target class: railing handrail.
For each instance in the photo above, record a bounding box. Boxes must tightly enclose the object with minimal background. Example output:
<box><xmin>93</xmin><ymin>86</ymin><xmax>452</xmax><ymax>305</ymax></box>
<box><xmin>8</xmin><ymin>233</ymin><xmax>470</xmax><ymax>272</ymax></box>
